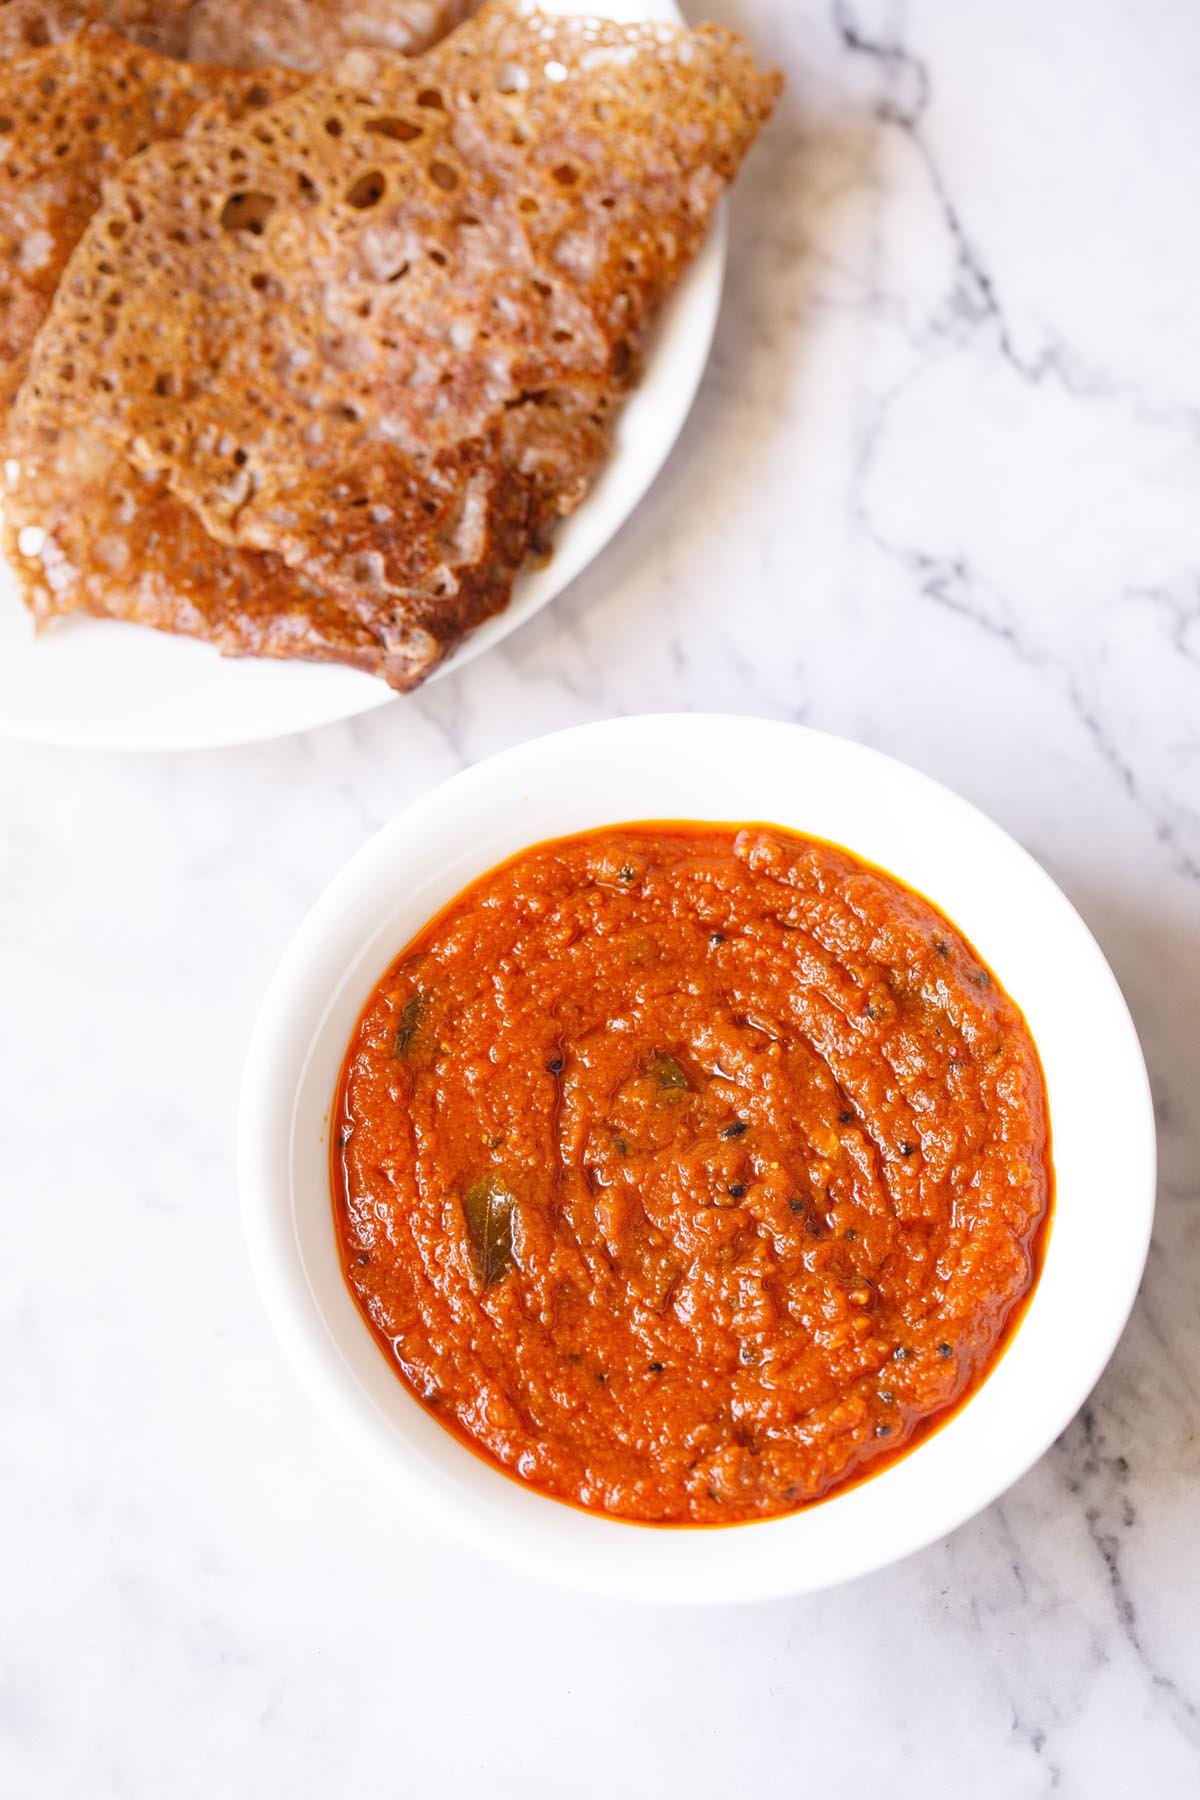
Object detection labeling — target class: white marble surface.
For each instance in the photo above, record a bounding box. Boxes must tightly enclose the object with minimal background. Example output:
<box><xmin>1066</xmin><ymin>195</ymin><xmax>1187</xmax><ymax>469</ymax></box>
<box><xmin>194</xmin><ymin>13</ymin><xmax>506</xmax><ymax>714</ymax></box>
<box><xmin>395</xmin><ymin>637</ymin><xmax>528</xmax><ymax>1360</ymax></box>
<box><xmin>3</xmin><ymin>0</ymin><xmax>1199</xmax><ymax>1792</ymax></box>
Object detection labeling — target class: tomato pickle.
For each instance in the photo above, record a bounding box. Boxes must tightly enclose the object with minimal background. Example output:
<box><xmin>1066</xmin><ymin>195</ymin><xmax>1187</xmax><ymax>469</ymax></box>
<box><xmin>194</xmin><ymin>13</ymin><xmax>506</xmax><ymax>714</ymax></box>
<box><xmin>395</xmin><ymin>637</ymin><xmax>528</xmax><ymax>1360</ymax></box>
<box><xmin>333</xmin><ymin>824</ymin><xmax>1052</xmax><ymax>1525</ymax></box>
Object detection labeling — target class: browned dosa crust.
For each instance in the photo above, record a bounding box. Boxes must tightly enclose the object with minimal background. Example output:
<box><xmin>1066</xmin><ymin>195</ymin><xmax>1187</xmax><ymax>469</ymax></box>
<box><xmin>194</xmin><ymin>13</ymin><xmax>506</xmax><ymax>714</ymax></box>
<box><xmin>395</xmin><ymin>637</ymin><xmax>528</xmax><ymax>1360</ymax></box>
<box><xmin>0</xmin><ymin>0</ymin><xmax>476</xmax><ymax>66</ymax></box>
<box><xmin>0</xmin><ymin>28</ymin><xmax>300</xmax><ymax>409</ymax></box>
<box><xmin>7</xmin><ymin>2</ymin><xmax>780</xmax><ymax>688</ymax></box>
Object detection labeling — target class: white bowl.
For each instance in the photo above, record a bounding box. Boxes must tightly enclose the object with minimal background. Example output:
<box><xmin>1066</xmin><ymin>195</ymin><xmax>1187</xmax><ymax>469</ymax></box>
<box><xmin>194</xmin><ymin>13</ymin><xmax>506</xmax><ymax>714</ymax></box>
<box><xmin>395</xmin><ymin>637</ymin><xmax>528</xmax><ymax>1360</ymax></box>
<box><xmin>238</xmin><ymin>714</ymin><xmax>1155</xmax><ymax>1604</ymax></box>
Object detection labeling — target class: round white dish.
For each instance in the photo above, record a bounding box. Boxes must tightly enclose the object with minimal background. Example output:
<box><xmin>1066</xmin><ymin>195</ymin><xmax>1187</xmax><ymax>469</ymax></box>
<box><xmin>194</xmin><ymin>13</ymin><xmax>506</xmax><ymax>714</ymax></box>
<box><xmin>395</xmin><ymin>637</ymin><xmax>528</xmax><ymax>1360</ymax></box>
<box><xmin>0</xmin><ymin>0</ymin><xmax>721</xmax><ymax>753</ymax></box>
<box><xmin>238</xmin><ymin>714</ymin><xmax>1156</xmax><ymax>1604</ymax></box>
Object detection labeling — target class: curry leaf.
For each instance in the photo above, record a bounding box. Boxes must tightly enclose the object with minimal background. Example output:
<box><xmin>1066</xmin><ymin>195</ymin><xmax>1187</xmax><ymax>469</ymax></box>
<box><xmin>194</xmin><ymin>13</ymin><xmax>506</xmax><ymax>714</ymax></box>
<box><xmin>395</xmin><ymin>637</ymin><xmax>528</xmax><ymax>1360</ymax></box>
<box><xmin>645</xmin><ymin>1052</ymin><xmax>690</xmax><ymax>1096</ymax></box>
<box><xmin>462</xmin><ymin>1175</ymin><xmax>517</xmax><ymax>1287</ymax></box>
<box><xmin>392</xmin><ymin>991</ymin><xmax>427</xmax><ymax>1058</ymax></box>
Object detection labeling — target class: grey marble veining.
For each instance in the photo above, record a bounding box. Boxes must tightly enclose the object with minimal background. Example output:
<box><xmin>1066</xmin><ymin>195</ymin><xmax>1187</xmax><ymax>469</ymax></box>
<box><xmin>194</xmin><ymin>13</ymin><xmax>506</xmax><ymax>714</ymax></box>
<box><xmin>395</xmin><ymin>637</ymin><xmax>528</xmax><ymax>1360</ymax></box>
<box><xmin>2</xmin><ymin>1</ymin><xmax>1198</xmax><ymax>1794</ymax></box>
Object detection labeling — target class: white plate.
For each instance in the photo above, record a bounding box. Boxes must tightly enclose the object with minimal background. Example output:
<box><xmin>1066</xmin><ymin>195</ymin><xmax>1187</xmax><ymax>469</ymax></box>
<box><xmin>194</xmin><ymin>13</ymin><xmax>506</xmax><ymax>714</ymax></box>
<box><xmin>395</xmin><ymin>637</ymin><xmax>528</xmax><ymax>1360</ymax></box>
<box><xmin>0</xmin><ymin>0</ymin><xmax>722</xmax><ymax>751</ymax></box>
<box><xmin>239</xmin><ymin>715</ymin><xmax>1156</xmax><ymax>1605</ymax></box>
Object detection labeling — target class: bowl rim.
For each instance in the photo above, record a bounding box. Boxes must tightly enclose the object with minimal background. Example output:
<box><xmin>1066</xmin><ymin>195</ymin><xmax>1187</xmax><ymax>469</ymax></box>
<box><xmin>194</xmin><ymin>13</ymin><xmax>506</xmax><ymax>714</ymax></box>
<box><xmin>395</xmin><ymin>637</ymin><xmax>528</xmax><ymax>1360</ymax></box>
<box><xmin>238</xmin><ymin>713</ymin><xmax>1156</xmax><ymax>1604</ymax></box>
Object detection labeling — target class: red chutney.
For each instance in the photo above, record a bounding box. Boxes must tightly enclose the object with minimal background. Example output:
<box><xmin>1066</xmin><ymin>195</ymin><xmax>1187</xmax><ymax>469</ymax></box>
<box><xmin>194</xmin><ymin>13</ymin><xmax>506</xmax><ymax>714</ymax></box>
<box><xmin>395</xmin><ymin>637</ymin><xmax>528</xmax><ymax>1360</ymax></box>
<box><xmin>333</xmin><ymin>824</ymin><xmax>1052</xmax><ymax>1526</ymax></box>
